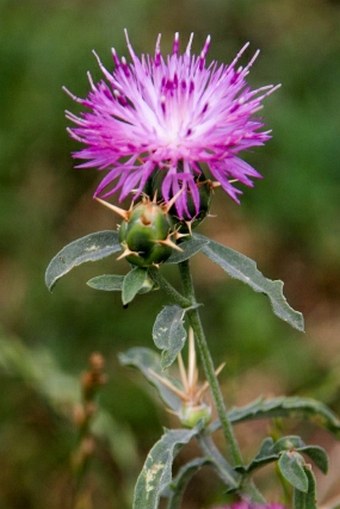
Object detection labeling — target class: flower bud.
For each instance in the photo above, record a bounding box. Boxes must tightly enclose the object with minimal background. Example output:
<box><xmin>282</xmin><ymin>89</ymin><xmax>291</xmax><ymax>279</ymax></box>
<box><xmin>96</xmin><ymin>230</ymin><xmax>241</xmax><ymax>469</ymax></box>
<box><xmin>146</xmin><ymin>168</ymin><xmax>213</xmax><ymax>232</ymax></box>
<box><xmin>179</xmin><ymin>401</ymin><xmax>212</xmax><ymax>428</ymax></box>
<box><xmin>118</xmin><ymin>200</ymin><xmax>177</xmax><ymax>267</ymax></box>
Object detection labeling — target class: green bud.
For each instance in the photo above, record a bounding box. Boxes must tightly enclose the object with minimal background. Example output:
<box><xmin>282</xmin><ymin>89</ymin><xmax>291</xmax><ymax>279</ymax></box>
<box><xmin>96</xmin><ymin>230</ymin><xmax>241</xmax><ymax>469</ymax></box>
<box><xmin>179</xmin><ymin>402</ymin><xmax>212</xmax><ymax>428</ymax></box>
<box><xmin>118</xmin><ymin>200</ymin><xmax>176</xmax><ymax>267</ymax></box>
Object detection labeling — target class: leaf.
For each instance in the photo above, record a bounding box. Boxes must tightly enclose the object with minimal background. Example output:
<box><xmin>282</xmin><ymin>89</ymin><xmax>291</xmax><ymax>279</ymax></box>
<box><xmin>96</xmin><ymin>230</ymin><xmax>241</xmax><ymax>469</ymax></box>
<box><xmin>118</xmin><ymin>347</ymin><xmax>182</xmax><ymax>412</ymax></box>
<box><xmin>166</xmin><ymin>237</ymin><xmax>208</xmax><ymax>264</ymax></box>
<box><xmin>293</xmin><ymin>468</ymin><xmax>318</xmax><ymax>509</ymax></box>
<box><xmin>122</xmin><ymin>267</ymin><xmax>149</xmax><ymax>305</ymax></box>
<box><xmin>45</xmin><ymin>230</ymin><xmax>121</xmax><ymax>291</ymax></box>
<box><xmin>278</xmin><ymin>451</ymin><xmax>309</xmax><ymax>492</ymax></box>
<box><xmin>152</xmin><ymin>305</ymin><xmax>187</xmax><ymax>369</ymax></box>
<box><xmin>133</xmin><ymin>427</ymin><xmax>199</xmax><ymax>509</ymax></box>
<box><xmin>195</xmin><ymin>234</ymin><xmax>304</xmax><ymax>332</ymax></box>
<box><xmin>235</xmin><ymin>437</ymin><xmax>278</xmax><ymax>473</ymax></box>
<box><xmin>298</xmin><ymin>446</ymin><xmax>329</xmax><ymax>474</ymax></box>
<box><xmin>87</xmin><ymin>274</ymin><xmax>124</xmax><ymax>291</ymax></box>
<box><xmin>217</xmin><ymin>396</ymin><xmax>340</xmax><ymax>436</ymax></box>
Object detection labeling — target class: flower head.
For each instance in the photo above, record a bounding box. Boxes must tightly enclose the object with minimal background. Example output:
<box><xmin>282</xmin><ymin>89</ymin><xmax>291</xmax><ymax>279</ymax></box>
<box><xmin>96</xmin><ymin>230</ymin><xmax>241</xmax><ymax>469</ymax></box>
<box><xmin>65</xmin><ymin>31</ymin><xmax>279</xmax><ymax>218</ymax></box>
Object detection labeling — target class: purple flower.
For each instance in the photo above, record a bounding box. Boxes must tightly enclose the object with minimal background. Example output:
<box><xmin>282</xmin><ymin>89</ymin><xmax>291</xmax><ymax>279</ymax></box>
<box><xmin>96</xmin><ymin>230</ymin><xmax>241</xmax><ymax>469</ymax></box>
<box><xmin>65</xmin><ymin>31</ymin><xmax>279</xmax><ymax>218</ymax></box>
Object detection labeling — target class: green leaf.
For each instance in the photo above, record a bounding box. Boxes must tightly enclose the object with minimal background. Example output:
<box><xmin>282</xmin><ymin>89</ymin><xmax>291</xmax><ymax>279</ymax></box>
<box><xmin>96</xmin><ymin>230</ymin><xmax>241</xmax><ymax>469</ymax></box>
<box><xmin>216</xmin><ymin>396</ymin><xmax>340</xmax><ymax>436</ymax></box>
<box><xmin>45</xmin><ymin>230</ymin><xmax>121</xmax><ymax>291</ymax></box>
<box><xmin>278</xmin><ymin>451</ymin><xmax>309</xmax><ymax>492</ymax></box>
<box><xmin>133</xmin><ymin>427</ymin><xmax>199</xmax><ymax>509</ymax></box>
<box><xmin>293</xmin><ymin>468</ymin><xmax>318</xmax><ymax>509</ymax></box>
<box><xmin>298</xmin><ymin>446</ymin><xmax>329</xmax><ymax>474</ymax></box>
<box><xmin>118</xmin><ymin>347</ymin><xmax>182</xmax><ymax>412</ymax></box>
<box><xmin>164</xmin><ymin>458</ymin><xmax>211</xmax><ymax>509</ymax></box>
<box><xmin>87</xmin><ymin>274</ymin><xmax>124</xmax><ymax>291</ymax></box>
<box><xmin>235</xmin><ymin>437</ymin><xmax>278</xmax><ymax>473</ymax></box>
<box><xmin>195</xmin><ymin>234</ymin><xmax>304</xmax><ymax>332</ymax></box>
<box><xmin>166</xmin><ymin>237</ymin><xmax>208</xmax><ymax>264</ymax></box>
<box><xmin>152</xmin><ymin>305</ymin><xmax>187</xmax><ymax>369</ymax></box>
<box><xmin>122</xmin><ymin>267</ymin><xmax>149</xmax><ymax>305</ymax></box>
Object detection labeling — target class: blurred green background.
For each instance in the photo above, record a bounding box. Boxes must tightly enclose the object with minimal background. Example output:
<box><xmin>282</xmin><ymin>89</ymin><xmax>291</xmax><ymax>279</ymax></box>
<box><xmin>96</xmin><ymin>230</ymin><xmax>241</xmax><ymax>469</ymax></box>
<box><xmin>1</xmin><ymin>0</ymin><xmax>340</xmax><ymax>507</ymax></box>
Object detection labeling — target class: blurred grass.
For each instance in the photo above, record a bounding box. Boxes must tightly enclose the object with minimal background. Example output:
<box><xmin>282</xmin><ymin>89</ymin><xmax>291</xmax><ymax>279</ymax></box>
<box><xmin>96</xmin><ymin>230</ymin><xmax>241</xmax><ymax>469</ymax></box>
<box><xmin>0</xmin><ymin>0</ymin><xmax>340</xmax><ymax>507</ymax></box>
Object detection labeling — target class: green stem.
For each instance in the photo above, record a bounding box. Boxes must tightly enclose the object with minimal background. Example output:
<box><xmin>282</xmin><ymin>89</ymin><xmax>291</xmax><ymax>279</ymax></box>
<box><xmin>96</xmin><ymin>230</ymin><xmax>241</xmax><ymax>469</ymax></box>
<box><xmin>198</xmin><ymin>433</ymin><xmax>239</xmax><ymax>488</ymax></box>
<box><xmin>149</xmin><ymin>268</ymin><xmax>191</xmax><ymax>309</ymax></box>
<box><xmin>178</xmin><ymin>260</ymin><xmax>243</xmax><ymax>466</ymax></box>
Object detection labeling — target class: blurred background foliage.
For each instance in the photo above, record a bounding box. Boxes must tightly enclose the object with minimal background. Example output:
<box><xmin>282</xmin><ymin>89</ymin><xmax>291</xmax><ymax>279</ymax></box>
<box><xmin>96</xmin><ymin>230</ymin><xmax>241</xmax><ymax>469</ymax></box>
<box><xmin>0</xmin><ymin>0</ymin><xmax>339</xmax><ymax>507</ymax></box>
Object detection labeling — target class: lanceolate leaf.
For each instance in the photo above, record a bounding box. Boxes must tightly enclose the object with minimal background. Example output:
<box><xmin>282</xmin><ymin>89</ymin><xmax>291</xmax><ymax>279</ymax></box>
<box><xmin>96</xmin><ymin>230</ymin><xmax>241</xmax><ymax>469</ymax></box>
<box><xmin>45</xmin><ymin>230</ymin><xmax>121</xmax><ymax>291</ymax></box>
<box><xmin>195</xmin><ymin>234</ymin><xmax>304</xmax><ymax>332</ymax></box>
<box><xmin>118</xmin><ymin>347</ymin><xmax>182</xmax><ymax>412</ymax></box>
<box><xmin>210</xmin><ymin>396</ymin><xmax>340</xmax><ymax>436</ymax></box>
<box><xmin>133</xmin><ymin>427</ymin><xmax>199</xmax><ymax>509</ymax></box>
<box><xmin>152</xmin><ymin>305</ymin><xmax>187</xmax><ymax>369</ymax></box>
<box><xmin>87</xmin><ymin>274</ymin><xmax>124</xmax><ymax>291</ymax></box>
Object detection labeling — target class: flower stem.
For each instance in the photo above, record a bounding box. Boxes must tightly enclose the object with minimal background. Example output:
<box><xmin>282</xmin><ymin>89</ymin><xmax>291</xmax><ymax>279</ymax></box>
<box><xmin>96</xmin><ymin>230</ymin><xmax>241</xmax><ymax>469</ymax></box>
<box><xmin>178</xmin><ymin>260</ymin><xmax>243</xmax><ymax>466</ymax></box>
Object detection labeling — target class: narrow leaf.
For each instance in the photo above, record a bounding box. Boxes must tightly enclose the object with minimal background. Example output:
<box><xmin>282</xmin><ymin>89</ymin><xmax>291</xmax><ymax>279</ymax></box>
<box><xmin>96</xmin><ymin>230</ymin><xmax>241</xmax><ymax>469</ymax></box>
<box><xmin>218</xmin><ymin>396</ymin><xmax>340</xmax><ymax>436</ymax></box>
<box><xmin>133</xmin><ymin>427</ymin><xmax>199</xmax><ymax>509</ymax></box>
<box><xmin>87</xmin><ymin>274</ymin><xmax>124</xmax><ymax>291</ymax></box>
<box><xmin>196</xmin><ymin>234</ymin><xmax>304</xmax><ymax>331</ymax></box>
<box><xmin>278</xmin><ymin>451</ymin><xmax>308</xmax><ymax>492</ymax></box>
<box><xmin>166</xmin><ymin>237</ymin><xmax>208</xmax><ymax>264</ymax></box>
<box><xmin>122</xmin><ymin>267</ymin><xmax>149</xmax><ymax>305</ymax></box>
<box><xmin>45</xmin><ymin>230</ymin><xmax>121</xmax><ymax>291</ymax></box>
<box><xmin>118</xmin><ymin>347</ymin><xmax>182</xmax><ymax>412</ymax></box>
<box><xmin>152</xmin><ymin>305</ymin><xmax>187</xmax><ymax>369</ymax></box>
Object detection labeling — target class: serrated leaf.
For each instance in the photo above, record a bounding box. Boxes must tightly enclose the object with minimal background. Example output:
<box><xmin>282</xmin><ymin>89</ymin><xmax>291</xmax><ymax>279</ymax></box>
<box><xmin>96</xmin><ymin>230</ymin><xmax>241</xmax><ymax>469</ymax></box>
<box><xmin>278</xmin><ymin>451</ymin><xmax>308</xmax><ymax>492</ymax></box>
<box><xmin>87</xmin><ymin>274</ymin><xmax>124</xmax><ymax>291</ymax></box>
<box><xmin>152</xmin><ymin>305</ymin><xmax>187</xmax><ymax>369</ymax></box>
<box><xmin>118</xmin><ymin>347</ymin><xmax>182</xmax><ymax>412</ymax></box>
<box><xmin>45</xmin><ymin>230</ymin><xmax>121</xmax><ymax>291</ymax></box>
<box><xmin>133</xmin><ymin>427</ymin><xmax>199</xmax><ymax>509</ymax></box>
<box><xmin>122</xmin><ymin>267</ymin><xmax>149</xmax><ymax>305</ymax></box>
<box><xmin>298</xmin><ymin>446</ymin><xmax>328</xmax><ymax>474</ymax></box>
<box><xmin>166</xmin><ymin>237</ymin><xmax>208</xmax><ymax>264</ymax></box>
<box><xmin>219</xmin><ymin>396</ymin><xmax>340</xmax><ymax>436</ymax></box>
<box><xmin>195</xmin><ymin>234</ymin><xmax>304</xmax><ymax>332</ymax></box>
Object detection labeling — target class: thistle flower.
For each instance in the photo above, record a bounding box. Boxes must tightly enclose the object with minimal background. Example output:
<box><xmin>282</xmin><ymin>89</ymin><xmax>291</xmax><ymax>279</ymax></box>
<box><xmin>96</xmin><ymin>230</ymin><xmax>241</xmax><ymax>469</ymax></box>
<box><xmin>65</xmin><ymin>31</ymin><xmax>279</xmax><ymax>218</ymax></box>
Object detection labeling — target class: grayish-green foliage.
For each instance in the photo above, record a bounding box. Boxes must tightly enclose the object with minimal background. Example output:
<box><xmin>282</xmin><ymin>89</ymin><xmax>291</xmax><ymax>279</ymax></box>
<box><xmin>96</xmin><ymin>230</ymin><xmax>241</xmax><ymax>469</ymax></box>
<box><xmin>45</xmin><ymin>231</ymin><xmax>121</xmax><ymax>291</ymax></box>
<box><xmin>196</xmin><ymin>234</ymin><xmax>305</xmax><ymax>331</ymax></box>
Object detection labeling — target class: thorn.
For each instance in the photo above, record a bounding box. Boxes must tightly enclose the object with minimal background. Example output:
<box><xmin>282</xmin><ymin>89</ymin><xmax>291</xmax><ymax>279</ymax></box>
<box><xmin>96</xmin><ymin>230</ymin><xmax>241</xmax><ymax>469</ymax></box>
<box><xmin>184</xmin><ymin>220</ymin><xmax>194</xmax><ymax>235</ymax></box>
<box><xmin>148</xmin><ymin>368</ymin><xmax>187</xmax><ymax>400</ymax></box>
<box><xmin>95</xmin><ymin>197</ymin><xmax>130</xmax><ymax>221</ymax></box>
<box><xmin>156</xmin><ymin>237</ymin><xmax>183</xmax><ymax>252</ymax></box>
<box><xmin>116</xmin><ymin>245</ymin><xmax>140</xmax><ymax>260</ymax></box>
<box><xmin>162</xmin><ymin>187</ymin><xmax>185</xmax><ymax>213</ymax></box>
<box><xmin>196</xmin><ymin>362</ymin><xmax>226</xmax><ymax>399</ymax></box>
<box><xmin>211</xmin><ymin>181</ymin><xmax>221</xmax><ymax>189</ymax></box>
<box><xmin>173</xmin><ymin>230</ymin><xmax>190</xmax><ymax>240</ymax></box>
